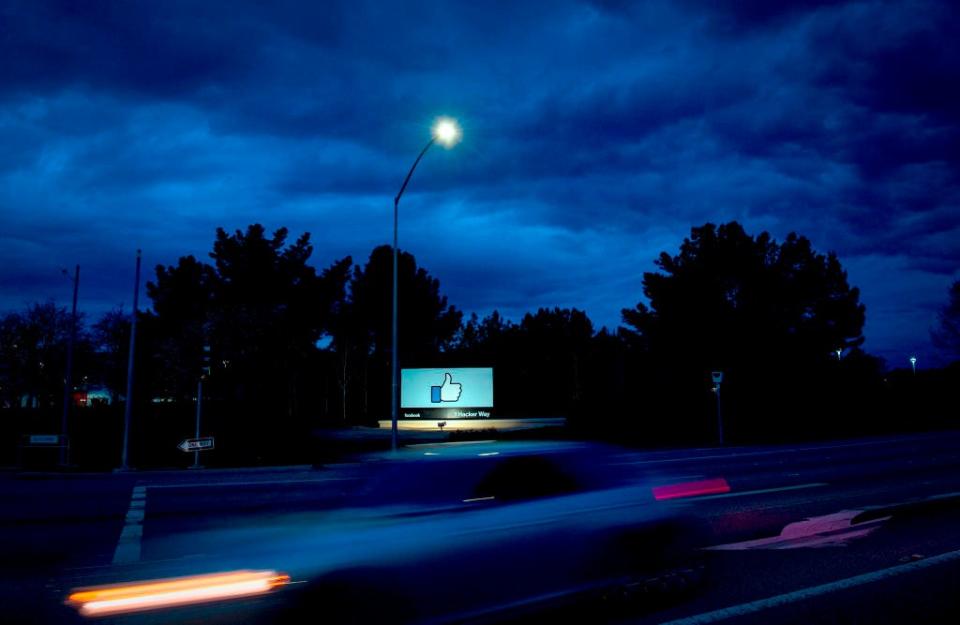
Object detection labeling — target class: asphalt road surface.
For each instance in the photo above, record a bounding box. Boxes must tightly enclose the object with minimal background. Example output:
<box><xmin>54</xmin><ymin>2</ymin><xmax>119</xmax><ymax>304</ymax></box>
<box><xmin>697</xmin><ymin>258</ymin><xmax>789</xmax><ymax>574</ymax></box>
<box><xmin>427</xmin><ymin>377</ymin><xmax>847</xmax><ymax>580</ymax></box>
<box><xmin>4</xmin><ymin>430</ymin><xmax>960</xmax><ymax>624</ymax></box>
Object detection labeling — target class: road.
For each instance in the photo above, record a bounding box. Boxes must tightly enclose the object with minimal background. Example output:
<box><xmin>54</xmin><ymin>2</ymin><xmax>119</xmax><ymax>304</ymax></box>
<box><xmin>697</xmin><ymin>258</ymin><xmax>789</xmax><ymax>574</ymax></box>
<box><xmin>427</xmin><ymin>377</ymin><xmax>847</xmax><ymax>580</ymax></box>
<box><xmin>3</xmin><ymin>431</ymin><xmax>960</xmax><ymax>624</ymax></box>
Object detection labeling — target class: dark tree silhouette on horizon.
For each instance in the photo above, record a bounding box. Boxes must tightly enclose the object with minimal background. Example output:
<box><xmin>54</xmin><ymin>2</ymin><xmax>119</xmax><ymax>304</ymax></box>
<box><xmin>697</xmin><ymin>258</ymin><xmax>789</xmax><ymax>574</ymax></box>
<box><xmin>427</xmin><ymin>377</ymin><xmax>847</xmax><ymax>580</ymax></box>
<box><xmin>932</xmin><ymin>279</ymin><xmax>960</xmax><ymax>361</ymax></box>
<box><xmin>146</xmin><ymin>225</ymin><xmax>349</xmax><ymax>461</ymax></box>
<box><xmin>623</xmin><ymin>222</ymin><xmax>865</xmax><ymax>362</ymax></box>
<box><xmin>452</xmin><ymin>307</ymin><xmax>599</xmax><ymax>419</ymax></box>
<box><xmin>90</xmin><ymin>308</ymin><xmax>131</xmax><ymax>405</ymax></box>
<box><xmin>147</xmin><ymin>254</ymin><xmax>217</xmax><ymax>402</ymax></box>
<box><xmin>621</xmin><ymin>222</ymin><xmax>867</xmax><ymax>441</ymax></box>
<box><xmin>331</xmin><ymin>245</ymin><xmax>462</xmax><ymax>423</ymax></box>
<box><xmin>0</xmin><ymin>302</ymin><xmax>89</xmax><ymax>412</ymax></box>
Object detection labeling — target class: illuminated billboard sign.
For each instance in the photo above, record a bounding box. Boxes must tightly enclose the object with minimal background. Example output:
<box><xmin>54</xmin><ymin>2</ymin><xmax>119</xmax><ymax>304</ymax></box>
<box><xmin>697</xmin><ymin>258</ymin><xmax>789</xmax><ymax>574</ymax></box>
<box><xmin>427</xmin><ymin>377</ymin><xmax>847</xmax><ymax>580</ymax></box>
<box><xmin>400</xmin><ymin>367</ymin><xmax>493</xmax><ymax>419</ymax></box>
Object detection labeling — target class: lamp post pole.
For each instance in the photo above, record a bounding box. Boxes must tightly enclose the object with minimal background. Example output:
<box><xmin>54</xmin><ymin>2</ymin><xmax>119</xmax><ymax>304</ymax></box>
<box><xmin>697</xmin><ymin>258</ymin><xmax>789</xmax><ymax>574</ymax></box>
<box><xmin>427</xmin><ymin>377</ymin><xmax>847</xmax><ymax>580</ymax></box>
<box><xmin>389</xmin><ymin>117</ymin><xmax>460</xmax><ymax>453</ymax></box>
<box><xmin>392</xmin><ymin>137</ymin><xmax>436</xmax><ymax>453</ymax></box>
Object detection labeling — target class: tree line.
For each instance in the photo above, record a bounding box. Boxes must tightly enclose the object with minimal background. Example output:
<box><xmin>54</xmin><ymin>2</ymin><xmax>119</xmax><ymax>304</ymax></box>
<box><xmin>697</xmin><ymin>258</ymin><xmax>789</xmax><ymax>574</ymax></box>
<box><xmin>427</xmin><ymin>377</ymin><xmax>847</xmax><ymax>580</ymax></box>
<box><xmin>2</xmin><ymin>222</ymin><xmax>958</xmax><ymax>466</ymax></box>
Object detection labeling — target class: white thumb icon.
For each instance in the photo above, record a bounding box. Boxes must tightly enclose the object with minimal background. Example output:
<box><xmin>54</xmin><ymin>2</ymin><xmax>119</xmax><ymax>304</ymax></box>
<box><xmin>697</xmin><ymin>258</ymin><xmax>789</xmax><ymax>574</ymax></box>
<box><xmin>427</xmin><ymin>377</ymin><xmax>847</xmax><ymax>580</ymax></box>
<box><xmin>439</xmin><ymin>372</ymin><xmax>462</xmax><ymax>402</ymax></box>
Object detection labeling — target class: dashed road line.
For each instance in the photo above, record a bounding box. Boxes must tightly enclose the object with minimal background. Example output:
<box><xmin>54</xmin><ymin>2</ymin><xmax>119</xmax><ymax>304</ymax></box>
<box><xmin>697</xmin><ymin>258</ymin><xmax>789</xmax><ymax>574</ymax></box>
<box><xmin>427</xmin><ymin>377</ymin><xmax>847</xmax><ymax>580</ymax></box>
<box><xmin>112</xmin><ymin>484</ymin><xmax>146</xmax><ymax>564</ymax></box>
<box><xmin>684</xmin><ymin>482</ymin><xmax>828</xmax><ymax>502</ymax></box>
<box><xmin>656</xmin><ymin>546</ymin><xmax>960</xmax><ymax>624</ymax></box>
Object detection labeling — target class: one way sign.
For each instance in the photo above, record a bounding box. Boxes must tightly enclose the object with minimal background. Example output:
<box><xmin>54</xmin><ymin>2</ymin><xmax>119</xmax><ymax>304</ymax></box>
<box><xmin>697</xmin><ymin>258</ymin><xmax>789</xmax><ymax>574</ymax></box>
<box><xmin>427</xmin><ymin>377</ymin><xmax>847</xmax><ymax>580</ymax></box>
<box><xmin>178</xmin><ymin>437</ymin><xmax>215</xmax><ymax>452</ymax></box>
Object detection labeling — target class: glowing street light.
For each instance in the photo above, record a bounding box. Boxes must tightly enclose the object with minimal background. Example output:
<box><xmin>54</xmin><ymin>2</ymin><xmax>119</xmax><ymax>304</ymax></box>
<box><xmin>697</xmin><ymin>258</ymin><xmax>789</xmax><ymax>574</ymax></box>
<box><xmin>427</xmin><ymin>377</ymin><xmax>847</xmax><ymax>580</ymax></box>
<box><xmin>909</xmin><ymin>356</ymin><xmax>917</xmax><ymax>375</ymax></box>
<box><xmin>432</xmin><ymin>117</ymin><xmax>461</xmax><ymax>148</ymax></box>
<box><xmin>390</xmin><ymin>117</ymin><xmax>461</xmax><ymax>452</ymax></box>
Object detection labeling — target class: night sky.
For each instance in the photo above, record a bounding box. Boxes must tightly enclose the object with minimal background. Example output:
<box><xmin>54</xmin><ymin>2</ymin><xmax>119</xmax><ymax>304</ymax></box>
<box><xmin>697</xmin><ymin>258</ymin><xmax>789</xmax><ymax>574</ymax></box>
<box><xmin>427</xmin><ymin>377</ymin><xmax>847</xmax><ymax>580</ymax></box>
<box><xmin>2</xmin><ymin>0</ymin><xmax>958</xmax><ymax>367</ymax></box>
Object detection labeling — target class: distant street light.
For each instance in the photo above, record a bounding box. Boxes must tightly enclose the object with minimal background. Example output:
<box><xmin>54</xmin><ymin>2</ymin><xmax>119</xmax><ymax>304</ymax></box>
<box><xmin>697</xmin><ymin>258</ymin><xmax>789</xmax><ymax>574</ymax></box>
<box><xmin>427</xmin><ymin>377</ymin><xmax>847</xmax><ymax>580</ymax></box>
<box><xmin>390</xmin><ymin>117</ymin><xmax>461</xmax><ymax>452</ymax></box>
<box><xmin>835</xmin><ymin>348</ymin><xmax>842</xmax><ymax>361</ymax></box>
<box><xmin>909</xmin><ymin>356</ymin><xmax>917</xmax><ymax>375</ymax></box>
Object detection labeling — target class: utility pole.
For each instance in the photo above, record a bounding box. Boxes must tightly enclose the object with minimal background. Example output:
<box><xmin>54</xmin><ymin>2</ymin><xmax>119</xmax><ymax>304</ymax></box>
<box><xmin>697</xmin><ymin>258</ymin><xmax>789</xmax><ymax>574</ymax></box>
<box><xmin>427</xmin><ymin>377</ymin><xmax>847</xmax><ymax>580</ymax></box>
<box><xmin>192</xmin><ymin>345</ymin><xmax>211</xmax><ymax>469</ymax></box>
<box><xmin>192</xmin><ymin>378</ymin><xmax>203</xmax><ymax>469</ymax></box>
<box><xmin>60</xmin><ymin>264</ymin><xmax>79</xmax><ymax>467</ymax></box>
<box><xmin>119</xmin><ymin>250</ymin><xmax>141</xmax><ymax>471</ymax></box>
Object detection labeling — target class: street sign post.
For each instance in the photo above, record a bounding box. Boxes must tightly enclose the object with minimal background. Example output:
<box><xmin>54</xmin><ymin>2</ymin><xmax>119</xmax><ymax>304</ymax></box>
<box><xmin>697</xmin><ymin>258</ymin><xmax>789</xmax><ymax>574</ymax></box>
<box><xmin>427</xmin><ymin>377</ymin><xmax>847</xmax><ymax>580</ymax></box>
<box><xmin>711</xmin><ymin>371</ymin><xmax>724</xmax><ymax>446</ymax></box>
<box><xmin>28</xmin><ymin>434</ymin><xmax>62</xmax><ymax>445</ymax></box>
<box><xmin>18</xmin><ymin>434</ymin><xmax>68</xmax><ymax>469</ymax></box>
<box><xmin>178</xmin><ymin>437</ymin><xmax>214</xmax><ymax>452</ymax></box>
<box><xmin>191</xmin><ymin>345</ymin><xmax>212</xmax><ymax>469</ymax></box>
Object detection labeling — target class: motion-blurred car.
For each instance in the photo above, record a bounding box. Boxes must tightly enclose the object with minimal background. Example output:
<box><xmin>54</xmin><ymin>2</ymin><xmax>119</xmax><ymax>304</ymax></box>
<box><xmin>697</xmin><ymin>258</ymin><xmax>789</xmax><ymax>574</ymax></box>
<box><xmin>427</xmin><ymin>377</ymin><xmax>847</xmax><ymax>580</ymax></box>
<box><xmin>65</xmin><ymin>441</ymin><xmax>708</xmax><ymax>624</ymax></box>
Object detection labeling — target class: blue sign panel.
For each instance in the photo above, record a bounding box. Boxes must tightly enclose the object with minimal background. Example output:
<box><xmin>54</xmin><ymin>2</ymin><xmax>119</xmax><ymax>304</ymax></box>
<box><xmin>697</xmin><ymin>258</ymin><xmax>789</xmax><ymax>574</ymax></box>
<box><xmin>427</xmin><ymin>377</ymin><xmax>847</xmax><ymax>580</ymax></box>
<box><xmin>401</xmin><ymin>368</ymin><xmax>494</xmax><ymax>418</ymax></box>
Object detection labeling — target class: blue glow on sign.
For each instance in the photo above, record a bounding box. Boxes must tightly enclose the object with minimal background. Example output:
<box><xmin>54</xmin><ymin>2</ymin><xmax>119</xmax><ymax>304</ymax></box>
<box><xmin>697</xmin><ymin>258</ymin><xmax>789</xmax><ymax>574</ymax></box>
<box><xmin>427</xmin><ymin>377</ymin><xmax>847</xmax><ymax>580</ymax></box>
<box><xmin>401</xmin><ymin>368</ymin><xmax>493</xmax><ymax>409</ymax></box>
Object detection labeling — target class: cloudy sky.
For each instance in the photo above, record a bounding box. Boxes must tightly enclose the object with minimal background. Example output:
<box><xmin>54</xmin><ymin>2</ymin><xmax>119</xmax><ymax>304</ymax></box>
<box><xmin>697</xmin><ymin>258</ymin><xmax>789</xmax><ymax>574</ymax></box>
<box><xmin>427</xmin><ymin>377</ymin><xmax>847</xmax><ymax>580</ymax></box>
<box><xmin>1</xmin><ymin>0</ymin><xmax>958</xmax><ymax>366</ymax></box>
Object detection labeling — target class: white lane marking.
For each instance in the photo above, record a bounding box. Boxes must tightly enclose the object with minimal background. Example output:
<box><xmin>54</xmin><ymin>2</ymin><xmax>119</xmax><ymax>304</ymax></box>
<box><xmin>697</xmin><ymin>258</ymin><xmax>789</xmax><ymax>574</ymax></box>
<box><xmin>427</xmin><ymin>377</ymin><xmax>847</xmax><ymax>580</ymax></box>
<box><xmin>118</xmin><ymin>524</ymin><xmax>143</xmax><ymax>539</ymax></box>
<box><xmin>657</xmin><ymin>546</ymin><xmax>960</xmax><ymax>625</ymax></box>
<box><xmin>145</xmin><ymin>477</ymin><xmax>357</xmax><ymax>489</ymax></box>
<box><xmin>682</xmin><ymin>482</ymin><xmax>827</xmax><ymax>502</ymax></box>
<box><xmin>659</xmin><ymin>475</ymin><xmax>707</xmax><ymax>482</ymax></box>
<box><xmin>617</xmin><ymin>439</ymin><xmax>914</xmax><ymax>467</ymax></box>
<box><xmin>926</xmin><ymin>491</ymin><xmax>960</xmax><ymax>501</ymax></box>
<box><xmin>112</xmin><ymin>485</ymin><xmax>146</xmax><ymax>564</ymax></box>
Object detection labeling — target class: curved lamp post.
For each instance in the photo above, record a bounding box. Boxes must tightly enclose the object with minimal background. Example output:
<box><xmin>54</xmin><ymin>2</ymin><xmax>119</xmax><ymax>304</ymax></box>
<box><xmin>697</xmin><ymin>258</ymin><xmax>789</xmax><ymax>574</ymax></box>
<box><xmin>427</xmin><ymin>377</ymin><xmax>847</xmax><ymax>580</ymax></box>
<box><xmin>391</xmin><ymin>117</ymin><xmax>461</xmax><ymax>452</ymax></box>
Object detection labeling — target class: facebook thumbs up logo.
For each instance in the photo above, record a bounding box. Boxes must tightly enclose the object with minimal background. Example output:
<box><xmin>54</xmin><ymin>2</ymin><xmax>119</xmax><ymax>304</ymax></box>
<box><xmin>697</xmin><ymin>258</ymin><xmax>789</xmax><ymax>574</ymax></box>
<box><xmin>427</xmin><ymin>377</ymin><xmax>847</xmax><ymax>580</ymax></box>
<box><xmin>431</xmin><ymin>373</ymin><xmax>463</xmax><ymax>403</ymax></box>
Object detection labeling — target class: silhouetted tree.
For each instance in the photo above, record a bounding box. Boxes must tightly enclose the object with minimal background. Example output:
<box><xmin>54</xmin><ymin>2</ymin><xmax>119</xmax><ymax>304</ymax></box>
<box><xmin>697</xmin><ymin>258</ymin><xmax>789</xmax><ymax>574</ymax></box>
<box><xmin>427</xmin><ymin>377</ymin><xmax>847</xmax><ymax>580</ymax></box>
<box><xmin>91</xmin><ymin>309</ymin><xmax>131</xmax><ymax>403</ymax></box>
<box><xmin>147</xmin><ymin>255</ymin><xmax>216</xmax><ymax>401</ymax></box>
<box><xmin>621</xmin><ymin>222</ymin><xmax>866</xmax><ymax>442</ymax></box>
<box><xmin>146</xmin><ymin>225</ymin><xmax>349</xmax><ymax>461</ymax></box>
<box><xmin>0</xmin><ymin>302</ymin><xmax>88</xmax><ymax>411</ymax></box>
<box><xmin>332</xmin><ymin>246</ymin><xmax>462</xmax><ymax>422</ymax></box>
<box><xmin>452</xmin><ymin>308</ymin><xmax>597</xmax><ymax>419</ymax></box>
<box><xmin>932</xmin><ymin>279</ymin><xmax>960</xmax><ymax>361</ymax></box>
<box><xmin>515</xmin><ymin>307</ymin><xmax>594</xmax><ymax>416</ymax></box>
<box><xmin>456</xmin><ymin>311</ymin><xmax>514</xmax><ymax>360</ymax></box>
<box><xmin>207</xmin><ymin>225</ymin><xmax>347</xmax><ymax>418</ymax></box>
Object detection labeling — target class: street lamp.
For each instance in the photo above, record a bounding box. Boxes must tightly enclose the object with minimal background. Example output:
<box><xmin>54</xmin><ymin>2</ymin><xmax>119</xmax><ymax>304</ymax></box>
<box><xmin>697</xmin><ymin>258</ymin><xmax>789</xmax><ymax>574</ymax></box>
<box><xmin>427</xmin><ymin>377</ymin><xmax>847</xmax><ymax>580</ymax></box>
<box><xmin>909</xmin><ymin>356</ymin><xmax>917</xmax><ymax>375</ymax></box>
<box><xmin>433</xmin><ymin>118</ymin><xmax>461</xmax><ymax>147</ymax></box>
<box><xmin>390</xmin><ymin>117</ymin><xmax>461</xmax><ymax>452</ymax></box>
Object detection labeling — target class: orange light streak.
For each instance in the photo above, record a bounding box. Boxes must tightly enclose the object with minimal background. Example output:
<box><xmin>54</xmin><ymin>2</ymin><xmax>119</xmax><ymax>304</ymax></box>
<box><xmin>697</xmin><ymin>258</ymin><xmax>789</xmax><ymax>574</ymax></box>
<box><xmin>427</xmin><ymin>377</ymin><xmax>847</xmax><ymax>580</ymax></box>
<box><xmin>67</xmin><ymin>570</ymin><xmax>289</xmax><ymax>617</ymax></box>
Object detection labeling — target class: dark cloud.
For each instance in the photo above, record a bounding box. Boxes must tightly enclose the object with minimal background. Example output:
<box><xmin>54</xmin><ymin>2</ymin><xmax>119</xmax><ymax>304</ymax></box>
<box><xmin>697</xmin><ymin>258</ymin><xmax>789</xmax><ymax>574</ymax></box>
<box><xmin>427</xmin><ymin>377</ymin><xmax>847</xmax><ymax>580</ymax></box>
<box><xmin>1</xmin><ymin>1</ymin><xmax>258</xmax><ymax>98</ymax></box>
<box><xmin>0</xmin><ymin>0</ymin><xmax>958</xmax><ymax>365</ymax></box>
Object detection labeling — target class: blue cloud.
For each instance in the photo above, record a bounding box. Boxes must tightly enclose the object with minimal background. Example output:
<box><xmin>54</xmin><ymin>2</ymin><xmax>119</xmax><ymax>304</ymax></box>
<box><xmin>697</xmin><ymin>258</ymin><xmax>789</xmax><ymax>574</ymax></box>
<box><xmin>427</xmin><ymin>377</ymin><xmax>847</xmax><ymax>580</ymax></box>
<box><xmin>0</xmin><ymin>0</ymin><xmax>957</xmax><ymax>367</ymax></box>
